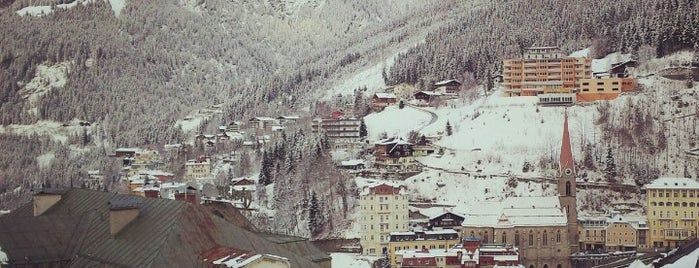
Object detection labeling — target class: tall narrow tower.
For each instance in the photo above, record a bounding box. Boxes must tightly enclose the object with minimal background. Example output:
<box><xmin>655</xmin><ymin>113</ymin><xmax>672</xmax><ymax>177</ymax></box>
<box><xmin>558</xmin><ymin>110</ymin><xmax>579</xmax><ymax>254</ymax></box>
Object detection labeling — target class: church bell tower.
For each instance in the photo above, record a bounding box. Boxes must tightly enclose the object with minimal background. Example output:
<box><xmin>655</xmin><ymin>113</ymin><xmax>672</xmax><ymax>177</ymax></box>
<box><xmin>558</xmin><ymin>110</ymin><xmax>579</xmax><ymax>254</ymax></box>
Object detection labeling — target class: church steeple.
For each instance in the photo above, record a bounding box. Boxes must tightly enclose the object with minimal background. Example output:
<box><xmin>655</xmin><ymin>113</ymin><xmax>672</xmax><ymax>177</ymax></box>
<box><xmin>560</xmin><ymin>110</ymin><xmax>575</xmax><ymax>175</ymax></box>
<box><xmin>558</xmin><ymin>109</ymin><xmax>579</xmax><ymax>254</ymax></box>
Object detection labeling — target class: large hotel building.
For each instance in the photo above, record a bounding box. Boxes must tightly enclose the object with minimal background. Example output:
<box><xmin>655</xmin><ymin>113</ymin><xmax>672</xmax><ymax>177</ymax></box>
<box><xmin>503</xmin><ymin>46</ymin><xmax>592</xmax><ymax>97</ymax></box>
<box><xmin>643</xmin><ymin>177</ymin><xmax>699</xmax><ymax>248</ymax></box>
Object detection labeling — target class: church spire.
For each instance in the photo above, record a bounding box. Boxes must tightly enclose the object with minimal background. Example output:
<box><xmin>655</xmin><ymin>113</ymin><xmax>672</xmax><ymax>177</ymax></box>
<box><xmin>560</xmin><ymin>109</ymin><xmax>574</xmax><ymax>174</ymax></box>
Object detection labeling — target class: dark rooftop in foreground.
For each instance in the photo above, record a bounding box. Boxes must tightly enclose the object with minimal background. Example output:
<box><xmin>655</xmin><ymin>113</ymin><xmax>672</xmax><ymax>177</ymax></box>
<box><xmin>0</xmin><ymin>188</ymin><xmax>328</xmax><ymax>267</ymax></box>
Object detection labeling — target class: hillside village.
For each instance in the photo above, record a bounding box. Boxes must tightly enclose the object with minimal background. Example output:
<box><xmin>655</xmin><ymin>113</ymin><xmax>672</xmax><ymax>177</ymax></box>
<box><xmin>2</xmin><ymin>45</ymin><xmax>693</xmax><ymax>268</ymax></box>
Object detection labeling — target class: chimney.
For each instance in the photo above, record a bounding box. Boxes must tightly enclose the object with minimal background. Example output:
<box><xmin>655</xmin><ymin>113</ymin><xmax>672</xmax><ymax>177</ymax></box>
<box><xmin>174</xmin><ymin>185</ymin><xmax>199</xmax><ymax>205</ymax></box>
<box><xmin>33</xmin><ymin>188</ymin><xmax>65</xmax><ymax>216</ymax></box>
<box><xmin>108</xmin><ymin>199</ymin><xmax>140</xmax><ymax>236</ymax></box>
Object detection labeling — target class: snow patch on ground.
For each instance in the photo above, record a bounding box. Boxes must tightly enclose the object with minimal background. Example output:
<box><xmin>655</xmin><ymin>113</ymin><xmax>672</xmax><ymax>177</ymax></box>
<box><xmin>37</xmin><ymin>152</ymin><xmax>55</xmax><ymax>169</ymax></box>
<box><xmin>331</xmin><ymin>253</ymin><xmax>378</xmax><ymax>268</ymax></box>
<box><xmin>0</xmin><ymin>119</ymin><xmax>88</xmax><ymax>143</ymax></box>
<box><xmin>0</xmin><ymin>244</ymin><xmax>7</xmax><ymax>265</ymax></box>
<box><xmin>662</xmin><ymin>247</ymin><xmax>699</xmax><ymax>268</ymax></box>
<box><xmin>175</xmin><ymin>107</ymin><xmax>223</xmax><ymax>133</ymax></box>
<box><xmin>16</xmin><ymin>0</ymin><xmax>96</xmax><ymax>17</ymax></box>
<box><xmin>19</xmin><ymin>61</ymin><xmax>71</xmax><ymax>115</ymax></box>
<box><xmin>363</xmin><ymin>105</ymin><xmax>431</xmax><ymax>140</ymax></box>
<box><xmin>107</xmin><ymin>0</ymin><xmax>126</xmax><ymax>16</ymax></box>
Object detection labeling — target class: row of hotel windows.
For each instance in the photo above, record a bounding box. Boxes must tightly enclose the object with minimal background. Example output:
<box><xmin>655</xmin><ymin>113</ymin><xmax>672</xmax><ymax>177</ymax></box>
<box><xmin>580</xmin><ymin>88</ymin><xmax>620</xmax><ymax>92</ymax></box>
<box><xmin>651</xmin><ymin>191</ymin><xmax>697</xmax><ymax>198</ymax></box>
<box><xmin>362</xmin><ymin>214</ymin><xmax>408</xmax><ymax>221</ymax></box>
<box><xmin>469</xmin><ymin>230</ymin><xmax>562</xmax><ymax>246</ymax></box>
<box><xmin>362</xmin><ymin>205</ymin><xmax>409</xmax><ymax>211</ymax></box>
<box><xmin>651</xmin><ymin>219</ymin><xmax>698</xmax><ymax>228</ymax></box>
<box><xmin>649</xmin><ymin>201</ymin><xmax>697</xmax><ymax>207</ymax></box>
<box><xmin>362</xmin><ymin>195</ymin><xmax>408</xmax><ymax>201</ymax></box>
<box><xmin>394</xmin><ymin>244</ymin><xmax>447</xmax><ymax>252</ymax></box>
<box><xmin>361</xmin><ymin>223</ymin><xmax>408</xmax><ymax>232</ymax></box>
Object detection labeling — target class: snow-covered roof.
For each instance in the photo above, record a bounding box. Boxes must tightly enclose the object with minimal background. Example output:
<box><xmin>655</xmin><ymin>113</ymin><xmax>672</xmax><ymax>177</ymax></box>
<box><xmin>434</xmin><ymin>79</ymin><xmax>462</xmax><ymax>86</ymax></box>
<box><xmin>340</xmin><ymin>159</ymin><xmax>365</xmax><ymax>166</ymax></box>
<box><xmin>375</xmin><ymin>137</ymin><xmax>411</xmax><ymax>146</ymax></box>
<box><xmin>249</xmin><ymin>116</ymin><xmax>276</xmax><ymax>121</ymax></box>
<box><xmin>374</xmin><ymin>92</ymin><xmax>397</xmax><ymax>99</ymax></box>
<box><xmin>140</xmin><ymin>170</ymin><xmax>174</xmax><ymax>177</ymax></box>
<box><xmin>462</xmin><ymin>196</ymin><xmax>566</xmax><ymax>227</ymax></box>
<box><xmin>271</xmin><ymin>125</ymin><xmax>286</xmax><ymax>131</ymax></box>
<box><xmin>277</xmin><ymin>115</ymin><xmax>300</xmax><ymax>120</ymax></box>
<box><xmin>643</xmin><ymin>177</ymin><xmax>699</xmax><ymax>189</ymax></box>
<box><xmin>390</xmin><ymin>229</ymin><xmax>458</xmax><ymax>236</ymax></box>
<box><xmin>416</xmin><ymin>90</ymin><xmax>443</xmax><ymax>96</ymax></box>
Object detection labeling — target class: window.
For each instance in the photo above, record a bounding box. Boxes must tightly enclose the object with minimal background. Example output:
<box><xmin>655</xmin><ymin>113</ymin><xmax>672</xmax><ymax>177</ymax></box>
<box><xmin>529</xmin><ymin>231</ymin><xmax>534</xmax><ymax>246</ymax></box>
<box><xmin>502</xmin><ymin>232</ymin><xmax>507</xmax><ymax>243</ymax></box>
<box><xmin>556</xmin><ymin>230</ymin><xmax>561</xmax><ymax>243</ymax></box>
<box><xmin>566</xmin><ymin>182</ymin><xmax>571</xmax><ymax>196</ymax></box>
<box><xmin>651</xmin><ymin>202</ymin><xmax>657</xmax><ymax>206</ymax></box>
<box><xmin>542</xmin><ymin>231</ymin><xmax>548</xmax><ymax>246</ymax></box>
<box><xmin>515</xmin><ymin>231</ymin><xmax>520</xmax><ymax>246</ymax></box>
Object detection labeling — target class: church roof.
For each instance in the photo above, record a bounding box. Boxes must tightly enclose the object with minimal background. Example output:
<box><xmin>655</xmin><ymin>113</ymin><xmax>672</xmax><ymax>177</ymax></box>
<box><xmin>462</xmin><ymin>196</ymin><xmax>566</xmax><ymax>228</ymax></box>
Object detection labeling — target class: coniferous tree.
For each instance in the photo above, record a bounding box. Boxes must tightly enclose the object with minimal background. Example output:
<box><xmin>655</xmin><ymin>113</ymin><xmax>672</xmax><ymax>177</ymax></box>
<box><xmin>259</xmin><ymin>151</ymin><xmax>272</xmax><ymax>185</ymax></box>
<box><xmin>445</xmin><ymin>121</ymin><xmax>453</xmax><ymax>136</ymax></box>
<box><xmin>605</xmin><ymin>147</ymin><xmax>618</xmax><ymax>181</ymax></box>
<box><xmin>359</xmin><ymin>119</ymin><xmax>368</xmax><ymax>139</ymax></box>
<box><xmin>308</xmin><ymin>191</ymin><xmax>321</xmax><ymax>236</ymax></box>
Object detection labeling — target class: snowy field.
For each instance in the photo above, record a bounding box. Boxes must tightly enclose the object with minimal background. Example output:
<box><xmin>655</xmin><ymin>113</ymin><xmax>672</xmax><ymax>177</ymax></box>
<box><xmin>16</xmin><ymin>0</ymin><xmax>126</xmax><ymax>17</ymax></box>
<box><xmin>364</xmin><ymin>105</ymin><xmax>432</xmax><ymax>140</ymax></box>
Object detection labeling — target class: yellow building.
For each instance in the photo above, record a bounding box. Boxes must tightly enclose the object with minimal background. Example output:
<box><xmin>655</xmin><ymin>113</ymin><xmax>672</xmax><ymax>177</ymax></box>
<box><xmin>576</xmin><ymin>76</ymin><xmax>636</xmax><ymax>102</ymax></box>
<box><xmin>185</xmin><ymin>157</ymin><xmax>212</xmax><ymax>182</ymax></box>
<box><xmin>388</xmin><ymin>229</ymin><xmax>460</xmax><ymax>267</ymax></box>
<box><xmin>359</xmin><ymin>183</ymin><xmax>409</xmax><ymax>256</ymax></box>
<box><xmin>503</xmin><ymin>46</ymin><xmax>592</xmax><ymax>97</ymax></box>
<box><xmin>604</xmin><ymin>215</ymin><xmax>649</xmax><ymax>252</ymax></box>
<box><xmin>643</xmin><ymin>177</ymin><xmax>699</xmax><ymax>249</ymax></box>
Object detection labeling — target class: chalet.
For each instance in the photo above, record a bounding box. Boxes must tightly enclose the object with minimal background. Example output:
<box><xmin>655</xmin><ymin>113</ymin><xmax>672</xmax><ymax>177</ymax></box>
<box><xmin>231</xmin><ymin>178</ymin><xmax>256</xmax><ymax>192</ymax></box>
<box><xmin>114</xmin><ymin>148</ymin><xmax>138</xmax><ymax>157</ymax></box>
<box><xmin>409</xmin><ymin>209</ymin><xmax>430</xmax><ymax>228</ymax></box>
<box><xmin>372</xmin><ymin>93</ymin><xmax>397</xmax><ymax>111</ymax></box>
<box><xmin>373</xmin><ymin>137</ymin><xmax>415</xmax><ymax>172</ymax></box>
<box><xmin>429</xmin><ymin>211</ymin><xmax>465</xmax><ymax>230</ymax></box>
<box><xmin>277</xmin><ymin>115</ymin><xmax>300</xmax><ymax>125</ymax></box>
<box><xmin>0</xmin><ymin>189</ymin><xmax>328</xmax><ymax>267</ymax></box>
<box><xmin>609</xmin><ymin>60</ymin><xmax>639</xmax><ymax>78</ymax></box>
<box><xmin>227</xmin><ymin>121</ymin><xmax>244</xmax><ymax>132</ymax></box>
<box><xmin>248</xmin><ymin>117</ymin><xmax>278</xmax><ymax>131</ymax></box>
<box><xmin>434</xmin><ymin>79</ymin><xmax>462</xmax><ymax>94</ymax></box>
<box><xmin>413</xmin><ymin>91</ymin><xmax>443</xmax><ymax>105</ymax></box>
<box><xmin>338</xmin><ymin>159</ymin><xmax>365</xmax><ymax>170</ymax></box>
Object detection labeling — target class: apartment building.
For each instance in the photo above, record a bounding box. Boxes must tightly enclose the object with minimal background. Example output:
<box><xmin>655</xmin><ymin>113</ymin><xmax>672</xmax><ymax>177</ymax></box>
<box><xmin>578</xmin><ymin>215</ymin><xmax>607</xmax><ymax>253</ymax></box>
<box><xmin>643</xmin><ymin>177</ymin><xmax>699</xmax><ymax>249</ymax></box>
<box><xmin>311</xmin><ymin>117</ymin><xmax>361</xmax><ymax>144</ymax></box>
<box><xmin>503</xmin><ymin>46</ymin><xmax>592</xmax><ymax>97</ymax></box>
<box><xmin>359</xmin><ymin>183</ymin><xmax>409</xmax><ymax>256</ymax></box>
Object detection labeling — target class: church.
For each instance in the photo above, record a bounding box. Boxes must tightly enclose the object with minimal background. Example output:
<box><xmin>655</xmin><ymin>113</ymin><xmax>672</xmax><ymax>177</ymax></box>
<box><xmin>460</xmin><ymin>112</ymin><xmax>579</xmax><ymax>268</ymax></box>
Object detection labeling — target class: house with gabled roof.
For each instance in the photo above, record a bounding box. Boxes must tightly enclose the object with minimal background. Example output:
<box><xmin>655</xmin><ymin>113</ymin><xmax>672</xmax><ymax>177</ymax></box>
<box><xmin>372</xmin><ymin>92</ymin><xmax>397</xmax><ymax>111</ymax></box>
<box><xmin>434</xmin><ymin>79</ymin><xmax>462</xmax><ymax>94</ymax></box>
<box><xmin>373</xmin><ymin>137</ymin><xmax>415</xmax><ymax>172</ymax></box>
<box><xmin>0</xmin><ymin>188</ymin><xmax>329</xmax><ymax>267</ymax></box>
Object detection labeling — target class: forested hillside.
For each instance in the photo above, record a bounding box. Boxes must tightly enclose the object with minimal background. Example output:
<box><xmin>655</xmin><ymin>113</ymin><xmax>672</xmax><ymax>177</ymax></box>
<box><xmin>0</xmin><ymin>0</ymin><xmax>457</xmax><ymax>209</ymax></box>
